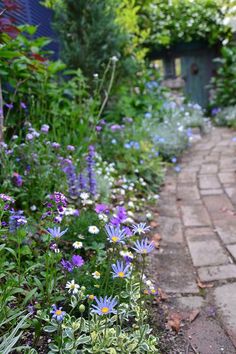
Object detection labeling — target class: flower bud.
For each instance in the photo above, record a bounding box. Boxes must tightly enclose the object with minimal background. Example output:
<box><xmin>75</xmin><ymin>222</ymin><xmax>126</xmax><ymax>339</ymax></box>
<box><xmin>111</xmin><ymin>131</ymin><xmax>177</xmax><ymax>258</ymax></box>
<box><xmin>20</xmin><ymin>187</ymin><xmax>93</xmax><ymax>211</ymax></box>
<box><xmin>79</xmin><ymin>304</ymin><xmax>86</xmax><ymax>313</ymax></box>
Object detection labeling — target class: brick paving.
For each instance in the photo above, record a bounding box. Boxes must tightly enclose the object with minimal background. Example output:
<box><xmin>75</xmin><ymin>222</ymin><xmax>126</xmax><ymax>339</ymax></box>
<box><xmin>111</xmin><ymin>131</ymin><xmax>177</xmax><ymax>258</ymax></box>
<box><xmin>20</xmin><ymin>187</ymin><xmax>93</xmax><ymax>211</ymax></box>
<box><xmin>151</xmin><ymin>127</ymin><xmax>236</xmax><ymax>353</ymax></box>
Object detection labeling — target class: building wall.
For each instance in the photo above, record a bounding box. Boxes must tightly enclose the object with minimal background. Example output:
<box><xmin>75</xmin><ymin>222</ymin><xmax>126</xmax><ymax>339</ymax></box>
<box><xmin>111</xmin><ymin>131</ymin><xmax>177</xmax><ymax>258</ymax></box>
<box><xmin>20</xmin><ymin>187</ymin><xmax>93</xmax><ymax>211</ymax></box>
<box><xmin>1</xmin><ymin>0</ymin><xmax>59</xmax><ymax>57</ymax></box>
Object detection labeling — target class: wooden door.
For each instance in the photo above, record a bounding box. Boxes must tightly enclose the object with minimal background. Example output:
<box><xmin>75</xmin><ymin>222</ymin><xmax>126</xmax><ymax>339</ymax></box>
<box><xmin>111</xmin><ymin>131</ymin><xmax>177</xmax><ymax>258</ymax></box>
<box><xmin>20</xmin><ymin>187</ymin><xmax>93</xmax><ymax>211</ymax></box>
<box><xmin>181</xmin><ymin>51</ymin><xmax>214</xmax><ymax>107</ymax></box>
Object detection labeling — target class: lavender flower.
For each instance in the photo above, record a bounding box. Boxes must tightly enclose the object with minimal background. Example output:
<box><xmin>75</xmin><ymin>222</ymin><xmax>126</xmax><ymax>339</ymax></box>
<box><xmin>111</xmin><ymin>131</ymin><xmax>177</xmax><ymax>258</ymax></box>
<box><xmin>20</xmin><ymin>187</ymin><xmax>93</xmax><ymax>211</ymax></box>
<box><xmin>51</xmin><ymin>305</ymin><xmax>66</xmax><ymax>321</ymax></box>
<box><xmin>105</xmin><ymin>224</ymin><xmax>127</xmax><ymax>244</ymax></box>
<box><xmin>132</xmin><ymin>238</ymin><xmax>155</xmax><ymax>255</ymax></box>
<box><xmin>111</xmin><ymin>260</ymin><xmax>130</xmax><ymax>279</ymax></box>
<box><xmin>86</xmin><ymin>145</ymin><xmax>96</xmax><ymax>195</ymax></box>
<box><xmin>62</xmin><ymin>159</ymin><xmax>79</xmax><ymax>198</ymax></box>
<box><xmin>91</xmin><ymin>296</ymin><xmax>117</xmax><ymax>316</ymax></box>
<box><xmin>78</xmin><ymin>173</ymin><xmax>87</xmax><ymax>191</ymax></box>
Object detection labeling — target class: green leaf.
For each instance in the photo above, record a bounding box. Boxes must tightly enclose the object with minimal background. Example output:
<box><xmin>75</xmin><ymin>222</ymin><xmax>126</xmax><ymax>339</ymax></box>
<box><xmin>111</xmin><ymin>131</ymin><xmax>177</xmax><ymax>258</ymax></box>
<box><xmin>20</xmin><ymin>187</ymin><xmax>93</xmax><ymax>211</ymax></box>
<box><xmin>44</xmin><ymin>325</ymin><xmax>57</xmax><ymax>333</ymax></box>
<box><xmin>22</xmin><ymin>287</ymin><xmax>38</xmax><ymax>306</ymax></box>
<box><xmin>75</xmin><ymin>335</ymin><xmax>90</xmax><ymax>345</ymax></box>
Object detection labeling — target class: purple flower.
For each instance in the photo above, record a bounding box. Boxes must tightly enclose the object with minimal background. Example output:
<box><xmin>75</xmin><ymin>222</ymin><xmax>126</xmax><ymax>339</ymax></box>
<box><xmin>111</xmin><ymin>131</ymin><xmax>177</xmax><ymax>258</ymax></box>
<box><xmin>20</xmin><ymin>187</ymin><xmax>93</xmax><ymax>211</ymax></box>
<box><xmin>62</xmin><ymin>160</ymin><xmax>80</xmax><ymax>198</ymax></box>
<box><xmin>26</xmin><ymin>133</ymin><xmax>34</xmax><ymax>141</ymax></box>
<box><xmin>132</xmin><ymin>223</ymin><xmax>150</xmax><ymax>235</ymax></box>
<box><xmin>51</xmin><ymin>142</ymin><xmax>60</xmax><ymax>149</ymax></box>
<box><xmin>61</xmin><ymin>259</ymin><xmax>74</xmax><ymax>272</ymax></box>
<box><xmin>20</xmin><ymin>102</ymin><xmax>27</xmax><ymax>109</ymax></box>
<box><xmin>67</xmin><ymin>145</ymin><xmax>75</xmax><ymax>151</ymax></box>
<box><xmin>110</xmin><ymin>124</ymin><xmax>122</xmax><ymax>132</ymax></box>
<box><xmin>12</xmin><ymin>172</ymin><xmax>23</xmax><ymax>187</ymax></box>
<box><xmin>50</xmin><ymin>192</ymin><xmax>67</xmax><ymax>207</ymax></box>
<box><xmin>41</xmin><ymin>124</ymin><xmax>50</xmax><ymax>133</ymax></box>
<box><xmin>96</xmin><ymin>126</ymin><xmax>102</xmax><ymax>132</ymax></box>
<box><xmin>47</xmin><ymin>226</ymin><xmax>68</xmax><ymax>238</ymax></box>
<box><xmin>86</xmin><ymin>145</ymin><xmax>96</xmax><ymax>195</ymax></box>
<box><xmin>174</xmin><ymin>165</ymin><xmax>181</xmax><ymax>173</ymax></box>
<box><xmin>110</xmin><ymin>206</ymin><xmax>127</xmax><ymax>226</ymax></box>
<box><xmin>122</xmin><ymin>117</ymin><xmax>133</xmax><ymax>123</ymax></box>
<box><xmin>211</xmin><ymin>107</ymin><xmax>221</xmax><ymax>116</ymax></box>
<box><xmin>105</xmin><ymin>224</ymin><xmax>127</xmax><ymax>244</ymax></box>
<box><xmin>72</xmin><ymin>255</ymin><xmax>84</xmax><ymax>268</ymax></box>
<box><xmin>95</xmin><ymin>204</ymin><xmax>109</xmax><ymax>214</ymax></box>
<box><xmin>0</xmin><ymin>194</ymin><xmax>15</xmax><ymax>203</ymax></box>
<box><xmin>9</xmin><ymin>210</ymin><xmax>27</xmax><ymax>233</ymax></box>
<box><xmin>5</xmin><ymin>103</ymin><xmax>13</xmax><ymax>109</ymax></box>
<box><xmin>51</xmin><ymin>304</ymin><xmax>66</xmax><ymax>321</ymax></box>
<box><xmin>171</xmin><ymin>157</ymin><xmax>177</xmax><ymax>164</ymax></box>
<box><xmin>91</xmin><ymin>296</ymin><xmax>117</xmax><ymax>315</ymax></box>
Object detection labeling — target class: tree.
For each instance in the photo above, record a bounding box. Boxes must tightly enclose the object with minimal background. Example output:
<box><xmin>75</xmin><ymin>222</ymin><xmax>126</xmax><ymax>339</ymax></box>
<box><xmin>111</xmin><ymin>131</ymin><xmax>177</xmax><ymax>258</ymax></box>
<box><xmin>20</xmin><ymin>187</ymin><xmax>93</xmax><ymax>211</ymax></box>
<box><xmin>52</xmin><ymin>0</ymin><xmax>125</xmax><ymax>77</ymax></box>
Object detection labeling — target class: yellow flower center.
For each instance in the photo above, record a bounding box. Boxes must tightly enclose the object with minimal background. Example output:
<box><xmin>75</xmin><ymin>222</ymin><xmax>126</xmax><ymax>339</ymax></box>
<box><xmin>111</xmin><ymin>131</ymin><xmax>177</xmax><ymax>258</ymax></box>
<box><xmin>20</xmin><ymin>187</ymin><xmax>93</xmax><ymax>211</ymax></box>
<box><xmin>118</xmin><ymin>271</ymin><xmax>125</xmax><ymax>278</ymax></box>
<box><xmin>101</xmin><ymin>307</ymin><xmax>109</xmax><ymax>314</ymax></box>
<box><xmin>111</xmin><ymin>236</ymin><xmax>118</xmax><ymax>242</ymax></box>
<box><xmin>70</xmin><ymin>284</ymin><xmax>75</xmax><ymax>289</ymax></box>
<box><xmin>55</xmin><ymin>310</ymin><xmax>62</xmax><ymax>315</ymax></box>
<box><xmin>89</xmin><ymin>295</ymin><xmax>94</xmax><ymax>300</ymax></box>
<box><xmin>141</xmin><ymin>248</ymin><xmax>147</xmax><ymax>254</ymax></box>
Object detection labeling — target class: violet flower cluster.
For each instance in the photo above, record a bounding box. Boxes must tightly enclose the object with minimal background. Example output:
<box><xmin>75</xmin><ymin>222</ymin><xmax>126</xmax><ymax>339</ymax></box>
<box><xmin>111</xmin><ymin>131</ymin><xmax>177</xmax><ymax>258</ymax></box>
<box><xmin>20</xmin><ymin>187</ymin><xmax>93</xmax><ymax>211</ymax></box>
<box><xmin>61</xmin><ymin>145</ymin><xmax>97</xmax><ymax>199</ymax></box>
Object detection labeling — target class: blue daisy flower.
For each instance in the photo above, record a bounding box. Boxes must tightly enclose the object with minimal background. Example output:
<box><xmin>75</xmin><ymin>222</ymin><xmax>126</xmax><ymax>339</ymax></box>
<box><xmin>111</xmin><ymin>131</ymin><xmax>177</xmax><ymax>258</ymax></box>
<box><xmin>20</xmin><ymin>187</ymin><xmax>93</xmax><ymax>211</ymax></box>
<box><xmin>111</xmin><ymin>260</ymin><xmax>131</xmax><ymax>279</ymax></box>
<box><xmin>91</xmin><ymin>296</ymin><xmax>117</xmax><ymax>316</ymax></box>
<box><xmin>132</xmin><ymin>238</ymin><xmax>155</xmax><ymax>254</ymax></box>
<box><xmin>105</xmin><ymin>224</ymin><xmax>127</xmax><ymax>244</ymax></box>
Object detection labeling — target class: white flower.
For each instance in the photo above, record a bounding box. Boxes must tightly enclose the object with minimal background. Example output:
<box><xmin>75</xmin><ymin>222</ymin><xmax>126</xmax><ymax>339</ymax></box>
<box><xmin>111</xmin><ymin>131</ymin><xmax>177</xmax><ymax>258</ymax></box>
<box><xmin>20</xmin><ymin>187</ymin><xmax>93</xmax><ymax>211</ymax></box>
<box><xmin>73</xmin><ymin>241</ymin><xmax>83</xmax><ymax>249</ymax></box>
<box><xmin>146</xmin><ymin>212</ymin><xmax>152</xmax><ymax>220</ymax></box>
<box><xmin>120</xmin><ymin>250</ymin><xmax>134</xmax><ymax>259</ymax></box>
<box><xmin>98</xmin><ymin>213</ymin><xmax>108</xmax><ymax>222</ymax></box>
<box><xmin>30</xmin><ymin>205</ymin><xmax>37</xmax><ymax>211</ymax></box>
<box><xmin>111</xmin><ymin>55</ymin><xmax>118</xmax><ymax>63</ymax></box>
<box><xmin>88</xmin><ymin>226</ymin><xmax>99</xmax><ymax>234</ymax></box>
<box><xmin>92</xmin><ymin>271</ymin><xmax>101</xmax><ymax>279</ymax></box>
<box><xmin>66</xmin><ymin>280</ymin><xmax>80</xmax><ymax>294</ymax></box>
<box><xmin>80</xmin><ymin>192</ymin><xmax>90</xmax><ymax>200</ymax></box>
<box><xmin>63</xmin><ymin>207</ymin><xmax>76</xmax><ymax>216</ymax></box>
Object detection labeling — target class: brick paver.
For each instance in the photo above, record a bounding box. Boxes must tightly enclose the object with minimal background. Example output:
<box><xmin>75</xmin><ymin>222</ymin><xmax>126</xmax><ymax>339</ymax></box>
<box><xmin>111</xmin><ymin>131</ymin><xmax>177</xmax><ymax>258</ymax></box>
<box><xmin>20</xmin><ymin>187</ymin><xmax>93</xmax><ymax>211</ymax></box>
<box><xmin>150</xmin><ymin>127</ymin><xmax>236</xmax><ymax>351</ymax></box>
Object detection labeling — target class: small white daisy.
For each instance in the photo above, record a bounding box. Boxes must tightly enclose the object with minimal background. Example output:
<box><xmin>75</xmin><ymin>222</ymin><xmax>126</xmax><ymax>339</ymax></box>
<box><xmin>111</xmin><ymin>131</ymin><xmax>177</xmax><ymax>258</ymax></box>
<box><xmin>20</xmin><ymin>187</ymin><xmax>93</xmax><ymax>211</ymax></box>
<box><xmin>65</xmin><ymin>280</ymin><xmax>80</xmax><ymax>294</ymax></box>
<box><xmin>73</xmin><ymin>241</ymin><xmax>83</xmax><ymax>249</ymax></box>
<box><xmin>80</xmin><ymin>192</ymin><xmax>90</xmax><ymax>200</ymax></box>
<box><xmin>88</xmin><ymin>226</ymin><xmax>99</xmax><ymax>234</ymax></box>
<box><xmin>92</xmin><ymin>271</ymin><xmax>101</xmax><ymax>279</ymax></box>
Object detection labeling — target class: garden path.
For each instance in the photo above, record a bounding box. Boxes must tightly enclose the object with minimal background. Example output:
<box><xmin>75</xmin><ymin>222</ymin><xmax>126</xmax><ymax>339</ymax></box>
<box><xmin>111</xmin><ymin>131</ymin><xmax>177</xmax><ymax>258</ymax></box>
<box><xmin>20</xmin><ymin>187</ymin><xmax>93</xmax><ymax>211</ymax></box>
<box><xmin>150</xmin><ymin>127</ymin><xmax>236</xmax><ymax>353</ymax></box>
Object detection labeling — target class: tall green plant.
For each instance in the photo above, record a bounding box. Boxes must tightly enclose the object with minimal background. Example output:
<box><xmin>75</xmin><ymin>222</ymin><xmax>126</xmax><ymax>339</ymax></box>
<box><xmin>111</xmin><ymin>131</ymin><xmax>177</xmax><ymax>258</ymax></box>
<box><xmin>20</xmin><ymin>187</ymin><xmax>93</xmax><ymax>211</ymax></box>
<box><xmin>210</xmin><ymin>46</ymin><xmax>236</xmax><ymax>107</ymax></box>
<box><xmin>52</xmin><ymin>0</ymin><xmax>125</xmax><ymax>77</ymax></box>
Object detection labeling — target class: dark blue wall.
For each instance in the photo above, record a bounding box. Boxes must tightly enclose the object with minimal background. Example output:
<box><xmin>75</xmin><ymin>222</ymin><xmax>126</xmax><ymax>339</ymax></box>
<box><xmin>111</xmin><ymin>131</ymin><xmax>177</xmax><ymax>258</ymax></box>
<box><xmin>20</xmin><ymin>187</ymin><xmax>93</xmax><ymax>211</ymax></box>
<box><xmin>1</xmin><ymin>0</ymin><xmax>59</xmax><ymax>57</ymax></box>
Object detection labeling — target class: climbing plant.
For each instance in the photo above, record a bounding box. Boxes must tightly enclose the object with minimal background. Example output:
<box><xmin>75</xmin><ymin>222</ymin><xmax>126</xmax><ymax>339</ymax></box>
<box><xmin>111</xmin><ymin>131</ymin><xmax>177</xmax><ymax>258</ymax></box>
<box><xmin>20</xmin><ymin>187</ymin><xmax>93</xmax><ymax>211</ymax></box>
<box><xmin>140</xmin><ymin>0</ymin><xmax>235</xmax><ymax>48</ymax></box>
